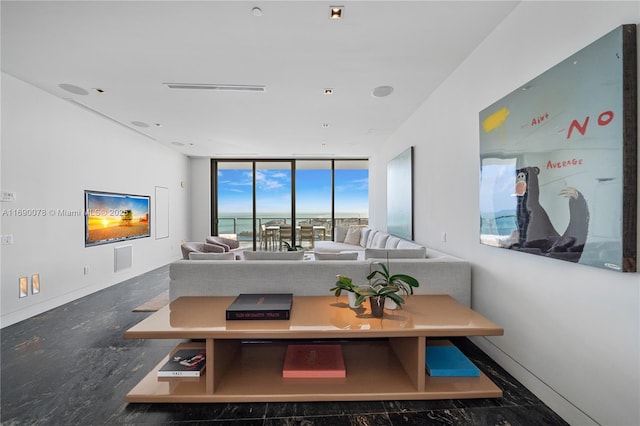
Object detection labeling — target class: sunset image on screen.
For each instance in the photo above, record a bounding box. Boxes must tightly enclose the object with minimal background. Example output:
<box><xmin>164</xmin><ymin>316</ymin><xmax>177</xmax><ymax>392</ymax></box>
<box><xmin>85</xmin><ymin>192</ymin><xmax>150</xmax><ymax>246</ymax></box>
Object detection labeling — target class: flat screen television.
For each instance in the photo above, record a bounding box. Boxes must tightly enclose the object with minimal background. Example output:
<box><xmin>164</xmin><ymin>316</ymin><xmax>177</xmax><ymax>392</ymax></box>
<box><xmin>84</xmin><ymin>190</ymin><xmax>151</xmax><ymax>247</ymax></box>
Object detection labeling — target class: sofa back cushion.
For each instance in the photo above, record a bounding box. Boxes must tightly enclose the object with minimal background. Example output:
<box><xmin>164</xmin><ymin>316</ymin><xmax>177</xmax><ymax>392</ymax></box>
<box><xmin>371</xmin><ymin>232</ymin><xmax>390</xmax><ymax>248</ymax></box>
<box><xmin>242</xmin><ymin>250</ymin><xmax>305</xmax><ymax>260</ymax></box>
<box><xmin>189</xmin><ymin>252</ymin><xmax>236</xmax><ymax>260</ymax></box>
<box><xmin>385</xmin><ymin>236</ymin><xmax>402</xmax><ymax>248</ymax></box>
<box><xmin>360</xmin><ymin>227</ymin><xmax>372</xmax><ymax>247</ymax></box>
<box><xmin>314</xmin><ymin>252</ymin><xmax>359</xmax><ymax>261</ymax></box>
<box><xmin>334</xmin><ymin>226</ymin><xmax>349</xmax><ymax>243</ymax></box>
<box><xmin>364</xmin><ymin>247</ymin><xmax>427</xmax><ymax>260</ymax></box>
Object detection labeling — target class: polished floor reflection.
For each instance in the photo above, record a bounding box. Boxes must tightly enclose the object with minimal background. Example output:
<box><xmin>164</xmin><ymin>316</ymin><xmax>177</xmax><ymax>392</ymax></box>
<box><xmin>1</xmin><ymin>265</ymin><xmax>568</xmax><ymax>425</ymax></box>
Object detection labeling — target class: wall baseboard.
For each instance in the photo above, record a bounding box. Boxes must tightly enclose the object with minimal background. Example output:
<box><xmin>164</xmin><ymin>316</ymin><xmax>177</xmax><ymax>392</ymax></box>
<box><xmin>470</xmin><ymin>336</ymin><xmax>598</xmax><ymax>426</ymax></box>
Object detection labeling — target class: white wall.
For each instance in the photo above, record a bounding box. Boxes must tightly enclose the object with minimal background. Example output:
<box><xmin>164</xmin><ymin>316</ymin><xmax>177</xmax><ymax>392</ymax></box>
<box><xmin>370</xmin><ymin>3</ymin><xmax>639</xmax><ymax>425</ymax></box>
<box><xmin>189</xmin><ymin>157</ymin><xmax>212</xmax><ymax>241</ymax></box>
<box><xmin>1</xmin><ymin>73</ymin><xmax>190</xmax><ymax>326</ymax></box>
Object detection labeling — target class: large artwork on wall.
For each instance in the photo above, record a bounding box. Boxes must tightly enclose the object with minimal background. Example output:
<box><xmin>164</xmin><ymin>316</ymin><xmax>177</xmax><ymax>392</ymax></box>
<box><xmin>387</xmin><ymin>146</ymin><xmax>414</xmax><ymax>240</ymax></box>
<box><xmin>479</xmin><ymin>25</ymin><xmax>637</xmax><ymax>272</ymax></box>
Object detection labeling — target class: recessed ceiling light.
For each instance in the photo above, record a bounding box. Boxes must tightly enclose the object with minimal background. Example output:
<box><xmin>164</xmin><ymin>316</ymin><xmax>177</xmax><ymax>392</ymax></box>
<box><xmin>330</xmin><ymin>6</ymin><xmax>344</xmax><ymax>19</ymax></box>
<box><xmin>372</xmin><ymin>85</ymin><xmax>394</xmax><ymax>98</ymax></box>
<box><xmin>324</xmin><ymin>88</ymin><xmax>333</xmax><ymax>95</ymax></box>
<box><xmin>93</xmin><ymin>88</ymin><xmax>105</xmax><ymax>93</ymax></box>
<box><xmin>131</xmin><ymin>121</ymin><xmax>149</xmax><ymax>128</ymax></box>
<box><xmin>58</xmin><ymin>83</ymin><xmax>89</xmax><ymax>95</ymax></box>
<box><xmin>252</xmin><ymin>7</ymin><xmax>263</xmax><ymax>16</ymax></box>
<box><xmin>155</xmin><ymin>123</ymin><xmax>162</xmax><ymax>127</ymax></box>
<box><xmin>322</xmin><ymin>123</ymin><xmax>330</xmax><ymax>128</ymax></box>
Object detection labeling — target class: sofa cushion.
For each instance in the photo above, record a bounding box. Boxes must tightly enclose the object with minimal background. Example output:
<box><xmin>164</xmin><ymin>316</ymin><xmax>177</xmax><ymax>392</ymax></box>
<box><xmin>364</xmin><ymin>247</ymin><xmax>427</xmax><ymax>259</ymax></box>
<box><xmin>371</xmin><ymin>232</ymin><xmax>390</xmax><ymax>248</ymax></box>
<box><xmin>189</xmin><ymin>252</ymin><xmax>236</xmax><ymax>260</ymax></box>
<box><xmin>334</xmin><ymin>225</ymin><xmax>349</xmax><ymax>243</ymax></box>
<box><xmin>344</xmin><ymin>226</ymin><xmax>362</xmax><ymax>245</ymax></box>
<box><xmin>360</xmin><ymin>227</ymin><xmax>371</xmax><ymax>248</ymax></box>
<box><xmin>366</xmin><ymin>230</ymin><xmax>378</xmax><ymax>247</ymax></box>
<box><xmin>396</xmin><ymin>239</ymin><xmax>424</xmax><ymax>250</ymax></box>
<box><xmin>385</xmin><ymin>236</ymin><xmax>402</xmax><ymax>248</ymax></box>
<box><xmin>314</xmin><ymin>252</ymin><xmax>359</xmax><ymax>261</ymax></box>
<box><xmin>241</xmin><ymin>250</ymin><xmax>305</xmax><ymax>260</ymax></box>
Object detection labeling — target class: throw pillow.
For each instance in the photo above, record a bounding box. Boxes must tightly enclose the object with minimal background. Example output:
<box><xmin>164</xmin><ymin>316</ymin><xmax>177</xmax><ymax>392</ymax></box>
<box><xmin>344</xmin><ymin>226</ymin><xmax>361</xmax><ymax>245</ymax></box>
<box><xmin>188</xmin><ymin>252</ymin><xmax>235</xmax><ymax>260</ymax></box>
<box><xmin>314</xmin><ymin>252</ymin><xmax>359</xmax><ymax>261</ymax></box>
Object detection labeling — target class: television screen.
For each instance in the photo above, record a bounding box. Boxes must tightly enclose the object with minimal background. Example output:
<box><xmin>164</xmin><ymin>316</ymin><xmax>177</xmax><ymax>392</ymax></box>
<box><xmin>85</xmin><ymin>190</ymin><xmax>150</xmax><ymax>247</ymax></box>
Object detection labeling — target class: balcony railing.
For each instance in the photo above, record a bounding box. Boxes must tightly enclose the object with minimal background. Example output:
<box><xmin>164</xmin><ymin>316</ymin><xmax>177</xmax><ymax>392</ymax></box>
<box><xmin>217</xmin><ymin>216</ymin><xmax>368</xmax><ymax>242</ymax></box>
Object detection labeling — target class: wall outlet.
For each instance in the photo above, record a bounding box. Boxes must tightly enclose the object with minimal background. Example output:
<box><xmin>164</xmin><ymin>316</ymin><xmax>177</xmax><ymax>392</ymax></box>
<box><xmin>1</xmin><ymin>234</ymin><xmax>14</xmax><ymax>245</ymax></box>
<box><xmin>1</xmin><ymin>191</ymin><xmax>16</xmax><ymax>202</ymax></box>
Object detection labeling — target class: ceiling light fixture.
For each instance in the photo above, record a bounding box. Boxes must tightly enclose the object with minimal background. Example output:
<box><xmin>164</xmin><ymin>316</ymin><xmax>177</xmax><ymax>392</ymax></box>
<box><xmin>58</xmin><ymin>83</ymin><xmax>89</xmax><ymax>95</ymax></box>
<box><xmin>164</xmin><ymin>83</ymin><xmax>265</xmax><ymax>92</ymax></box>
<box><xmin>322</xmin><ymin>123</ymin><xmax>330</xmax><ymax>128</ymax></box>
<box><xmin>329</xmin><ymin>6</ymin><xmax>343</xmax><ymax>19</ymax></box>
<box><xmin>131</xmin><ymin>121</ymin><xmax>149</xmax><ymax>128</ymax></box>
<box><xmin>93</xmin><ymin>88</ymin><xmax>105</xmax><ymax>93</ymax></box>
<box><xmin>372</xmin><ymin>85</ymin><xmax>394</xmax><ymax>98</ymax></box>
<box><xmin>324</xmin><ymin>88</ymin><xmax>333</xmax><ymax>95</ymax></box>
<box><xmin>252</xmin><ymin>7</ymin><xmax>263</xmax><ymax>16</ymax></box>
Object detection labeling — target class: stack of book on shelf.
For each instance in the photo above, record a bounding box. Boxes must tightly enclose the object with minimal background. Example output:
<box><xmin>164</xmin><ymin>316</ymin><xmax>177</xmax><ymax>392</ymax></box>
<box><xmin>226</xmin><ymin>293</ymin><xmax>293</xmax><ymax>320</ymax></box>
<box><xmin>282</xmin><ymin>344</ymin><xmax>346</xmax><ymax>378</ymax></box>
<box><xmin>158</xmin><ymin>349</ymin><xmax>206</xmax><ymax>377</ymax></box>
<box><xmin>425</xmin><ymin>343</ymin><xmax>480</xmax><ymax>377</ymax></box>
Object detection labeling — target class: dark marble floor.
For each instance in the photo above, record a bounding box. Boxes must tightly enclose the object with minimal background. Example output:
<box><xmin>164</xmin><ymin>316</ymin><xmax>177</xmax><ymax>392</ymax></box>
<box><xmin>1</xmin><ymin>265</ymin><xmax>568</xmax><ymax>425</ymax></box>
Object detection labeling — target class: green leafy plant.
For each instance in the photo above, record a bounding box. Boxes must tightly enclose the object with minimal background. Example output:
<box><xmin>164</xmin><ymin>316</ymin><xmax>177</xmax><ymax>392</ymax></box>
<box><xmin>354</xmin><ymin>262</ymin><xmax>420</xmax><ymax>307</ymax></box>
<box><xmin>282</xmin><ymin>241</ymin><xmax>304</xmax><ymax>251</ymax></box>
<box><xmin>330</xmin><ymin>275</ymin><xmax>361</xmax><ymax>297</ymax></box>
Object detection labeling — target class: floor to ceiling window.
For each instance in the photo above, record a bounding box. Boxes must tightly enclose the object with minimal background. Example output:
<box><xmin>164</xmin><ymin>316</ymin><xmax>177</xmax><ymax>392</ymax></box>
<box><xmin>213</xmin><ymin>159</ymin><xmax>368</xmax><ymax>250</ymax></box>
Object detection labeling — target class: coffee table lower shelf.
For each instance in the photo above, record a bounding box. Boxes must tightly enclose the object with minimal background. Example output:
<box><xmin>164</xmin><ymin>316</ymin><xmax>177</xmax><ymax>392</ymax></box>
<box><xmin>126</xmin><ymin>339</ymin><xmax>502</xmax><ymax>403</ymax></box>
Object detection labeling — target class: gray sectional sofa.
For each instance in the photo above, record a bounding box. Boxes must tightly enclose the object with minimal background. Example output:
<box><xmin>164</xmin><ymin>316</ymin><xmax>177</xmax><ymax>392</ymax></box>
<box><xmin>314</xmin><ymin>225</ymin><xmax>426</xmax><ymax>260</ymax></box>
<box><xmin>169</xmin><ymin>247</ymin><xmax>471</xmax><ymax>307</ymax></box>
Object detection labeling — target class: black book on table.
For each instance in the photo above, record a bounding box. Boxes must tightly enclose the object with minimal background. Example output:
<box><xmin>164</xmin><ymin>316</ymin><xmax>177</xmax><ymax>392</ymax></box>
<box><xmin>226</xmin><ymin>293</ymin><xmax>293</xmax><ymax>320</ymax></box>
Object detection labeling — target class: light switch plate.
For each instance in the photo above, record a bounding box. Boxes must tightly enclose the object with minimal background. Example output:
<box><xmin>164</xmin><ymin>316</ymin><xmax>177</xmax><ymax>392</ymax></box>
<box><xmin>1</xmin><ymin>192</ymin><xmax>16</xmax><ymax>202</ymax></box>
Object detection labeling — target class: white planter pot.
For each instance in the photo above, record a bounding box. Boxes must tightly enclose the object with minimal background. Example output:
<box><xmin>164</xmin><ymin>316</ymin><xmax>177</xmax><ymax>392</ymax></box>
<box><xmin>384</xmin><ymin>298</ymin><xmax>398</xmax><ymax>310</ymax></box>
<box><xmin>347</xmin><ymin>292</ymin><xmax>360</xmax><ymax>308</ymax></box>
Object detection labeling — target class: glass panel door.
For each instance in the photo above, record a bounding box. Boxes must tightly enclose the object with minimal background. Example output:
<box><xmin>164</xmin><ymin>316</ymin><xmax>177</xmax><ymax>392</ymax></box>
<box><xmin>256</xmin><ymin>161</ymin><xmax>292</xmax><ymax>250</ymax></box>
<box><xmin>296</xmin><ymin>160</ymin><xmax>332</xmax><ymax>248</ymax></box>
<box><xmin>334</xmin><ymin>160</ymin><xmax>369</xmax><ymax>228</ymax></box>
<box><xmin>216</xmin><ymin>162</ymin><xmax>254</xmax><ymax>249</ymax></box>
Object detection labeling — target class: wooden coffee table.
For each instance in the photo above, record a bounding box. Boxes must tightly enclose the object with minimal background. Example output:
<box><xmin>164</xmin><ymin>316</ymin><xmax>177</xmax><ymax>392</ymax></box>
<box><xmin>125</xmin><ymin>295</ymin><xmax>504</xmax><ymax>402</ymax></box>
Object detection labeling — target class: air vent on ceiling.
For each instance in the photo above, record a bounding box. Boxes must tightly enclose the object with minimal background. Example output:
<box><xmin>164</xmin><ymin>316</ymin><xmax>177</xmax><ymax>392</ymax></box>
<box><xmin>164</xmin><ymin>83</ymin><xmax>266</xmax><ymax>92</ymax></box>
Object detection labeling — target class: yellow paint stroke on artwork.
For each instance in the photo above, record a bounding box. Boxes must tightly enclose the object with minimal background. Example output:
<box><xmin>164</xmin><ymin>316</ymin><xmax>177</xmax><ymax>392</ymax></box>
<box><xmin>482</xmin><ymin>107</ymin><xmax>510</xmax><ymax>133</ymax></box>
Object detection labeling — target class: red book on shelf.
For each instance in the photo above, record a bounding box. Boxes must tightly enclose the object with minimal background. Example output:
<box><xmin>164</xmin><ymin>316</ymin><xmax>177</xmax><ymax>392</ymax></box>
<box><xmin>282</xmin><ymin>344</ymin><xmax>346</xmax><ymax>378</ymax></box>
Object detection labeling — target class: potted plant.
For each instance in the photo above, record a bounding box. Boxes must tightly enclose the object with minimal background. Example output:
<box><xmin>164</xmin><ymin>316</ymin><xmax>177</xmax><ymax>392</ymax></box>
<box><xmin>330</xmin><ymin>275</ymin><xmax>362</xmax><ymax>308</ymax></box>
<box><xmin>329</xmin><ymin>262</ymin><xmax>420</xmax><ymax>317</ymax></box>
<box><xmin>282</xmin><ymin>241</ymin><xmax>304</xmax><ymax>251</ymax></box>
<box><xmin>355</xmin><ymin>262</ymin><xmax>420</xmax><ymax>317</ymax></box>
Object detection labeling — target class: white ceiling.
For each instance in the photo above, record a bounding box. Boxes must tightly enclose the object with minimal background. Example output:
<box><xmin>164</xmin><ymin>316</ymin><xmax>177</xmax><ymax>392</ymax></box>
<box><xmin>1</xmin><ymin>1</ymin><xmax>519</xmax><ymax>158</ymax></box>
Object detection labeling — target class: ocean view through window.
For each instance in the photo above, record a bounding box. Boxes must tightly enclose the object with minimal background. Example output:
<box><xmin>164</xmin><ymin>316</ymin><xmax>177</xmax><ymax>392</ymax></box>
<box><xmin>213</xmin><ymin>159</ymin><xmax>368</xmax><ymax>249</ymax></box>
